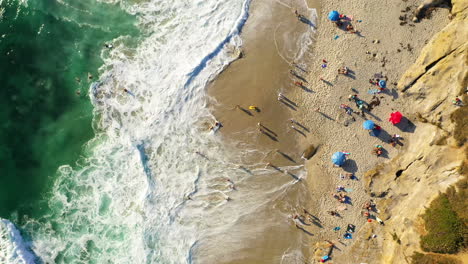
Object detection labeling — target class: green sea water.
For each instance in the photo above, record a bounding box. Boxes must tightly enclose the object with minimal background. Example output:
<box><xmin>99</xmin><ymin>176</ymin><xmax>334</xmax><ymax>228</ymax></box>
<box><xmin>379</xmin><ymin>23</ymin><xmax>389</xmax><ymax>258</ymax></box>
<box><xmin>0</xmin><ymin>0</ymin><xmax>138</xmax><ymax>219</ymax></box>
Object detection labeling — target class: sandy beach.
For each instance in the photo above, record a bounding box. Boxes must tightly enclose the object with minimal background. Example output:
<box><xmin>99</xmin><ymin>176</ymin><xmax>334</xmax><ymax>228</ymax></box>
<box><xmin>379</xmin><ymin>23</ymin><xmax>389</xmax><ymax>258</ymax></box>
<box><xmin>208</xmin><ymin>0</ymin><xmax>466</xmax><ymax>262</ymax></box>
<box><xmin>203</xmin><ymin>1</ymin><xmax>318</xmax><ymax>262</ymax></box>
<box><xmin>291</xmin><ymin>0</ymin><xmax>456</xmax><ymax>262</ymax></box>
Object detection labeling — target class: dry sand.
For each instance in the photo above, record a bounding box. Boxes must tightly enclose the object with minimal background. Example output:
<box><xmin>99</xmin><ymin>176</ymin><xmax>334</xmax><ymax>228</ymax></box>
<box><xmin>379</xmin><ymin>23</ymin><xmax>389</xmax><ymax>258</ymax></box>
<box><xmin>290</xmin><ymin>0</ymin><xmax>451</xmax><ymax>263</ymax></box>
<box><xmin>207</xmin><ymin>0</ymin><xmax>453</xmax><ymax>263</ymax></box>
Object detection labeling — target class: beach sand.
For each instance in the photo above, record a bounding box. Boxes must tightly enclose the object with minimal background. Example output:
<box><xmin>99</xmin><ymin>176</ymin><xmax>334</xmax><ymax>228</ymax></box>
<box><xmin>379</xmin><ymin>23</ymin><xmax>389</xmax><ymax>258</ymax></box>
<box><xmin>203</xmin><ymin>0</ymin><xmax>318</xmax><ymax>263</ymax></box>
<box><xmin>207</xmin><ymin>0</ymin><xmax>452</xmax><ymax>262</ymax></box>
<box><xmin>291</xmin><ymin>0</ymin><xmax>450</xmax><ymax>263</ymax></box>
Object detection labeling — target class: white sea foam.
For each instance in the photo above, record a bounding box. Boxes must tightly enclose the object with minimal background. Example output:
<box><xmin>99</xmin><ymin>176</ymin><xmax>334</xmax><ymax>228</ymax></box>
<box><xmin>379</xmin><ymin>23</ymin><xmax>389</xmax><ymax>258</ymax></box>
<box><xmin>2</xmin><ymin>0</ymin><xmax>317</xmax><ymax>263</ymax></box>
<box><xmin>21</xmin><ymin>0</ymin><xmax>255</xmax><ymax>263</ymax></box>
<box><xmin>0</xmin><ymin>219</ymin><xmax>36</xmax><ymax>264</ymax></box>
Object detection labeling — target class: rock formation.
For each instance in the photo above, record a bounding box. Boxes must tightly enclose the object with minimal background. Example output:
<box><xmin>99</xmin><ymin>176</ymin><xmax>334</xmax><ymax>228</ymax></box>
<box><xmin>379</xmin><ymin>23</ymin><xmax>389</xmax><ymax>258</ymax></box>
<box><xmin>365</xmin><ymin>0</ymin><xmax>467</xmax><ymax>262</ymax></box>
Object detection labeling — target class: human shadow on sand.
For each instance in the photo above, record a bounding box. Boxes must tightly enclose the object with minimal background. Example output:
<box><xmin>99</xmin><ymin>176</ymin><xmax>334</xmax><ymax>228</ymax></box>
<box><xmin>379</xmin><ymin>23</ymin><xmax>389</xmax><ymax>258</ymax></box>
<box><xmin>260</xmin><ymin>129</ymin><xmax>278</xmax><ymax>142</ymax></box>
<box><xmin>321</xmin><ymin>79</ymin><xmax>333</xmax><ymax>86</ymax></box>
<box><xmin>277</xmin><ymin>151</ymin><xmax>297</xmax><ymax>163</ymax></box>
<box><xmin>318</xmin><ymin>112</ymin><xmax>335</xmax><ymax>121</ymax></box>
<box><xmin>235</xmin><ymin>105</ymin><xmax>253</xmax><ymax>116</ymax></box>
<box><xmin>299</xmin><ymin>16</ymin><xmax>316</xmax><ymax>29</ymax></box>
<box><xmin>286</xmin><ymin>171</ymin><xmax>301</xmax><ymax>181</ymax></box>
<box><xmin>292</xmin><ymin>126</ymin><xmax>307</xmax><ymax>137</ymax></box>
<box><xmin>296</xmin><ymin>224</ymin><xmax>314</xmax><ymax>236</ymax></box>
<box><xmin>297</xmin><ymin>84</ymin><xmax>314</xmax><ymax>93</ymax></box>
<box><xmin>279</xmin><ymin>99</ymin><xmax>297</xmax><ymax>111</ymax></box>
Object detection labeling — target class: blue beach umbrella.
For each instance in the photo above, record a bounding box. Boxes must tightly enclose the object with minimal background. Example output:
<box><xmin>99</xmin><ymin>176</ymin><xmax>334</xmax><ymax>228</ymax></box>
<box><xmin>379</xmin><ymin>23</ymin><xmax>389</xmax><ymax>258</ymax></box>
<box><xmin>328</xmin><ymin>10</ymin><xmax>340</xmax><ymax>21</ymax></box>
<box><xmin>378</xmin><ymin>80</ymin><xmax>387</xmax><ymax>88</ymax></box>
<box><xmin>363</xmin><ymin>120</ymin><xmax>375</xmax><ymax>130</ymax></box>
<box><xmin>332</xmin><ymin>152</ymin><xmax>346</xmax><ymax>166</ymax></box>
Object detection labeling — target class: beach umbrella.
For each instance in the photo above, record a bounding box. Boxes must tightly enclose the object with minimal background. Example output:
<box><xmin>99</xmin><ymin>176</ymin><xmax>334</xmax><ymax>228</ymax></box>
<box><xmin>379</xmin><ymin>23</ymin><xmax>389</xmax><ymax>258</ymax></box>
<box><xmin>328</xmin><ymin>11</ymin><xmax>340</xmax><ymax>21</ymax></box>
<box><xmin>331</xmin><ymin>152</ymin><xmax>346</xmax><ymax>166</ymax></box>
<box><xmin>389</xmin><ymin>111</ymin><xmax>403</xmax><ymax>125</ymax></box>
<box><xmin>363</xmin><ymin>120</ymin><xmax>375</xmax><ymax>130</ymax></box>
<box><xmin>378</xmin><ymin>80</ymin><xmax>387</xmax><ymax>88</ymax></box>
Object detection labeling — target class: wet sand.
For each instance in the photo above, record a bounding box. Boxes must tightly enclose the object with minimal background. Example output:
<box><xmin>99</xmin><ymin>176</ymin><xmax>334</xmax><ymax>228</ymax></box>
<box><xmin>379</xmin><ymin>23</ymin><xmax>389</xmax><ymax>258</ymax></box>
<box><xmin>201</xmin><ymin>0</ymin><xmax>318</xmax><ymax>263</ymax></box>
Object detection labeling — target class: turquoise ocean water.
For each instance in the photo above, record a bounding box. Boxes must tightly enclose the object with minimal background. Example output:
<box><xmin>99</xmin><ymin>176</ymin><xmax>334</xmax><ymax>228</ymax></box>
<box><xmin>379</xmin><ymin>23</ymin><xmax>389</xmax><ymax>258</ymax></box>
<box><xmin>0</xmin><ymin>0</ymin><xmax>138</xmax><ymax>219</ymax></box>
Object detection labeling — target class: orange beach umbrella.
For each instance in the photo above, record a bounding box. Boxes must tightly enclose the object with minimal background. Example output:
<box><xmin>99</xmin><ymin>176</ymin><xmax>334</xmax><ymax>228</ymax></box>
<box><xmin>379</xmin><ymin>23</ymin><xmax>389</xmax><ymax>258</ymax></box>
<box><xmin>389</xmin><ymin>111</ymin><xmax>403</xmax><ymax>125</ymax></box>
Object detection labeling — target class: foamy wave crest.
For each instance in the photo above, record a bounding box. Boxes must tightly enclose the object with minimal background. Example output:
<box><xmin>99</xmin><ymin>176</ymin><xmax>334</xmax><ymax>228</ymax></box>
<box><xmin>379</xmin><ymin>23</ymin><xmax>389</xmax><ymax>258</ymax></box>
<box><xmin>23</xmin><ymin>0</ymin><xmax>253</xmax><ymax>263</ymax></box>
<box><xmin>0</xmin><ymin>219</ymin><xmax>36</xmax><ymax>264</ymax></box>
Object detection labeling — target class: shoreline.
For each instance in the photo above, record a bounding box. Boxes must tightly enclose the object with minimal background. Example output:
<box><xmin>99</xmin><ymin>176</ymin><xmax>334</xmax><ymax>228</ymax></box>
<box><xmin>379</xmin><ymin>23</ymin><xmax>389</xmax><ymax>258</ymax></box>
<box><xmin>205</xmin><ymin>0</ymin><xmax>318</xmax><ymax>262</ymax></box>
<box><xmin>206</xmin><ymin>0</ymin><xmax>465</xmax><ymax>262</ymax></box>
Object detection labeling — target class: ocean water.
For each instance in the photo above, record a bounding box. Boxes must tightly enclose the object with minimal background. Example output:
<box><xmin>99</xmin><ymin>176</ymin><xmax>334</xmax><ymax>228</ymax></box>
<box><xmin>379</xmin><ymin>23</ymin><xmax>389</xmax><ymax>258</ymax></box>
<box><xmin>0</xmin><ymin>0</ymin><xmax>316</xmax><ymax>263</ymax></box>
<box><xmin>0</xmin><ymin>0</ymin><xmax>138</xmax><ymax>218</ymax></box>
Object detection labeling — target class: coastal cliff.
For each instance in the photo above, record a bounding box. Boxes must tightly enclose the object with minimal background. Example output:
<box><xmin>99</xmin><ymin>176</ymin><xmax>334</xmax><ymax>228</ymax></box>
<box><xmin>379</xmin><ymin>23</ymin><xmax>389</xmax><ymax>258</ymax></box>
<box><xmin>362</xmin><ymin>0</ymin><xmax>468</xmax><ymax>262</ymax></box>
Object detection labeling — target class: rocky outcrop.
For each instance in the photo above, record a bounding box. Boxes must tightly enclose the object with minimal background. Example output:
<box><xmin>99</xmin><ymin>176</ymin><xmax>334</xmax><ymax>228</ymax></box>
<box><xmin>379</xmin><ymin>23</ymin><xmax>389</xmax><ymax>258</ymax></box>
<box><xmin>398</xmin><ymin>0</ymin><xmax>467</xmax><ymax>93</ymax></box>
<box><xmin>413</xmin><ymin>0</ymin><xmax>452</xmax><ymax>22</ymax></box>
<box><xmin>366</xmin><ymin>0</ymin><xmax>467</xmax><ymax>262</ymax></box>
